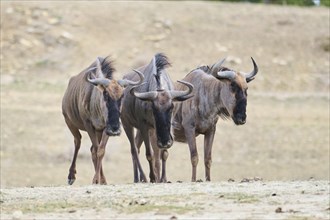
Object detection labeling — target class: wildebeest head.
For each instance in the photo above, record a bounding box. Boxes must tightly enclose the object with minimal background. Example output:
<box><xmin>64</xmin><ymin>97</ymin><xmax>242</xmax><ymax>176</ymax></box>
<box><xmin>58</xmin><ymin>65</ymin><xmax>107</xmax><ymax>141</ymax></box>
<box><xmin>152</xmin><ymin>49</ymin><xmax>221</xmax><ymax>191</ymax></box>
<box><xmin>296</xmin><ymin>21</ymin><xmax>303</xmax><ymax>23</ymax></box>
<box><xmin>212</xmin><ymin>57</ymin><xmax>258</xmax><ymax>125</ymax></box>
<box><xmin>87</xmin><ymin>57</ymin><xmax>144</xmax><ymax>136</ymax></box>
<box><xmin>130</xmin><ymin>54</ymin><xmax>194</xmax><ymax>148</ymax></box>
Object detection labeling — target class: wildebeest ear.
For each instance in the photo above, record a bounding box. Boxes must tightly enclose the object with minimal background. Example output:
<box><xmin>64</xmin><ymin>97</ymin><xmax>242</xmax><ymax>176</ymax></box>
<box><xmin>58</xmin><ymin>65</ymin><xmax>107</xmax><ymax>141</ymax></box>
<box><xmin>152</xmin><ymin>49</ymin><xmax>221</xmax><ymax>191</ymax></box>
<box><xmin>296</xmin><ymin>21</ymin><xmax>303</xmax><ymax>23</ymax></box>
<box><xmin>211</xmin><ymin>58</ymin><xmax>226</xmax><ymax>73</ymax></box>
<box><xmin>94</xmin><ymin>57</ymin><xmax>104</xmax><ymax>78</ymax></box>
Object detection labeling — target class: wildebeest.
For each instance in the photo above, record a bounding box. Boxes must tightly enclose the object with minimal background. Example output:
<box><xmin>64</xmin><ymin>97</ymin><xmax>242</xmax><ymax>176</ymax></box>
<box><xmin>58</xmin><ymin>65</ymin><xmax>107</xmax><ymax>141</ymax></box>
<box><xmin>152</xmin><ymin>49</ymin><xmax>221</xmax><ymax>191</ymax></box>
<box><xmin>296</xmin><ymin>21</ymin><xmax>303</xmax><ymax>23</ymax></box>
<box><xmin>62</xmin><ymin>56</ymin><xmax>143</xmax><ymax>185</ymax></box>
<box><xmin>171</xmin><ymin>57</ymin><xmax>259</xmax><ymax>182</ymax></box>
<box><xmin>121</xmin><ymin>53</ymin><xmax>194</xmax><ymax>183</ymax></box>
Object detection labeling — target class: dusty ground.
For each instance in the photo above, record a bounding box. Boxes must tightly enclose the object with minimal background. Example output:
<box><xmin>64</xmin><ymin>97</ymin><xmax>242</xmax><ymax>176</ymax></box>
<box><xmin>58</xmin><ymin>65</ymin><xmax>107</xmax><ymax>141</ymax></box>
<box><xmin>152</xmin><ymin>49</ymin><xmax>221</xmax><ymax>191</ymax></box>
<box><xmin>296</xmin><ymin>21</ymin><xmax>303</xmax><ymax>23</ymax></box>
<box><xmin>0</xmin><ymin>1</ymin><xmax>329</xmax><ymax>219</ymax></box>
<box><xmin>1</xmin><ymin>181</ymin><xmax>329</xmax><ymax>220</ymax></box>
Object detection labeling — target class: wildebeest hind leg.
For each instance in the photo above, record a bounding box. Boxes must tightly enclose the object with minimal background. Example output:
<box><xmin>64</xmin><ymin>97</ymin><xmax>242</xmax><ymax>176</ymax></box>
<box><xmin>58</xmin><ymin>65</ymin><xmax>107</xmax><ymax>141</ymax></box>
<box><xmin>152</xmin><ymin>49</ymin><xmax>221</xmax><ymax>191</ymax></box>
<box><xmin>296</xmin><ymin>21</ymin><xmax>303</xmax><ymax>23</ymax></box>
<box><xmin>135</xmin><ymin>130</ymin><xmax>148</xmax><ymax>182</ymax></box>
<box><xmin>184</xmin><ymin>125</ymin><xmax>198</xmax><ymax>182</ymax></box>
<box><xmin>123</xmin><ymin>122</ymin><xmax>147</xmax><ymax>183</ymax></box>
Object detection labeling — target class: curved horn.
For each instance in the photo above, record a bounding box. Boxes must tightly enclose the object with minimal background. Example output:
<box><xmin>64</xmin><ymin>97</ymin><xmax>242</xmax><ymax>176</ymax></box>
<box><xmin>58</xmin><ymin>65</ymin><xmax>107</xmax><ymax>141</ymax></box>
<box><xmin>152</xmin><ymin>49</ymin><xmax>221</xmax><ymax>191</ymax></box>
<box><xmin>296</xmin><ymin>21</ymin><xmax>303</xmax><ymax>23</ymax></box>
<box><xmin>244</xmin><ymin>57</ymin><xmax>258</xmax><ymax>83</ymax></box>
<box><xmin>117</xmin><ymin>69</ymin><xmax>144</xmax><ymax>87</ymax></box>
<box><xmin>217</xmin><ymin>70</ymin><xmax>236</xmax><ymax>80</ymax></box>
<box><xmin>130</xmin><ymin>84</ymin><xmax>158</xmax><ymax>101</ymax></box>
<box><xmin>171</xmin><ymin>80</ymin><xmax>194</xmax><ymax>101</ymax></box>
<box><xmin>87</xmin><ymin>76</ymin><xmax>111</xmax><ymax>87</ymax></box>
<box><xmin>211</xmin><ymin>57</ymin><xmax>226</xmax><ymax>72</ymax></box>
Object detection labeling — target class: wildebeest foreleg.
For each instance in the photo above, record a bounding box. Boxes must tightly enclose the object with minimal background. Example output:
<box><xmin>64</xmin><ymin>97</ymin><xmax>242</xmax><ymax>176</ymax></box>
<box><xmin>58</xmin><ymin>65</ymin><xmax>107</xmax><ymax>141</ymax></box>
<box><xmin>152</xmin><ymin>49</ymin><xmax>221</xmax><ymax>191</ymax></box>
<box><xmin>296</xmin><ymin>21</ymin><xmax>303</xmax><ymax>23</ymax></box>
<box><xmin>65</xmin><ymin>118</ymin><xmax>82</xmax><ymax>185</ymax></box>
<box><xmin>84</xmin><ymin>123</ymin><xmax>105</xmax><ymax>184</ymax></box>
<box><xmin>94</xmin><ymin>131</ymin><xmax>109</xmax><ymax>185</ymax></box>
<box><xmin>140</xmin><ymin>129</ymin><xmax>158</xmax><ymax>183</ymax></box>
<box><xmin>150</xmin><ymin>132</ymin><xmax>161</xmax><ymax>182</ymax></box>
<box><xmin>160</xmin><ymin>150</ymin><xmax>169</xmax><ymax>183</ymax></box>
<box><xmin>204</xmin><ymin>127</ymin><xmax>216</xmax><ymax>181</ymax></box>
<box><xmin>95</xmin><ymin>131</ymin><xmax>107</xmax><ymax>184</ymax></box>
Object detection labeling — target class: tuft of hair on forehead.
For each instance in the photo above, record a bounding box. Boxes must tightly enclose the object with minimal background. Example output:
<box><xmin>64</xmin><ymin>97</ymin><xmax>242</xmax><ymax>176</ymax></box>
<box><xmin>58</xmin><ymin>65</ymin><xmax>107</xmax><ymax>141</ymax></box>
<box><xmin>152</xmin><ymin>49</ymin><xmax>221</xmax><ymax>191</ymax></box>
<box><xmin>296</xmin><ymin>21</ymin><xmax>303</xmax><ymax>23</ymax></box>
<box><xmin>107</xmin><ymin>80</ymin><xmax>124</xmax><ymax>100</ymax></box>
<box><xmin>101</xmin><ymin>56</ymin><xmax>116</xmax><ymax>79</ymax></box>
<box><xmin>155</xmin><ymin>53</ymin><xmax>171</xmax><ymax>75</ymax></box>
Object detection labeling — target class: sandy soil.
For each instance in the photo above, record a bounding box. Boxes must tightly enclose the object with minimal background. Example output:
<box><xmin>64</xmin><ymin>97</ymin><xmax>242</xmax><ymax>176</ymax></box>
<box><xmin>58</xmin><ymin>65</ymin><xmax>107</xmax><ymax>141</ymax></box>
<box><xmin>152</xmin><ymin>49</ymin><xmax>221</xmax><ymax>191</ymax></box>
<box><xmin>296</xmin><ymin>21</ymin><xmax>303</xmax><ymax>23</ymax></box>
<box><xmin>0</xmin><ymin>1</ymin><xmax>329</xmax><ymax>219</ymax></box>
<box><xmin>1</xmin><ymin>181</ymin><xmax>329</xmax><ymax>220</ymax></box>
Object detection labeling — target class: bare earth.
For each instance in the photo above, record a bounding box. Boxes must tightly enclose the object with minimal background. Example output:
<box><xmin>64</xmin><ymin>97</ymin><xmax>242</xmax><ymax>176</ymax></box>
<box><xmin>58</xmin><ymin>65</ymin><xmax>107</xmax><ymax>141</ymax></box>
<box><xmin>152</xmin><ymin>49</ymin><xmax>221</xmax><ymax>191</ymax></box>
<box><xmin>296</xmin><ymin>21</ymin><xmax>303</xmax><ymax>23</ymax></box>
<box><xmin>0</xmin><ymin>1</ymin><xmax>329</xmax><ymax>219</ymax></box>
<box><xmin>1</xmin><ymin>181</ymin><xmax>329</xmax><ymax>220</ymax></box>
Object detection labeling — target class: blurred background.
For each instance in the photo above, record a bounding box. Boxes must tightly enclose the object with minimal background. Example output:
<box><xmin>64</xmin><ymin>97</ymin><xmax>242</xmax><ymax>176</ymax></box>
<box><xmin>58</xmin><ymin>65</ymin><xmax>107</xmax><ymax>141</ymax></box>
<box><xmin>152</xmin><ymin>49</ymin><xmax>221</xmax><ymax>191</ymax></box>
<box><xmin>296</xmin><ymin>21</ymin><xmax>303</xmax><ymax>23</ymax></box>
<box><xmin>1</xmin><ymin>1</ymin><xmax>329</xmax><ymax>187</ymax></box>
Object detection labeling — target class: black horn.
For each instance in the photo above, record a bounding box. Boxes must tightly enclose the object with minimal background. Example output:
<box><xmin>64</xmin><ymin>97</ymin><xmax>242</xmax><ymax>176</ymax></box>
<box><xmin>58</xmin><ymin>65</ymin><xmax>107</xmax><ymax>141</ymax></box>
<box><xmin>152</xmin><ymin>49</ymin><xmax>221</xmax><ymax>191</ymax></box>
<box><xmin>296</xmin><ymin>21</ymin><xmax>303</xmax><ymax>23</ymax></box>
<box><xmin>245</xmin><ymin>57</ymin><xmax>258</xmax><ymax>83</ymax></box>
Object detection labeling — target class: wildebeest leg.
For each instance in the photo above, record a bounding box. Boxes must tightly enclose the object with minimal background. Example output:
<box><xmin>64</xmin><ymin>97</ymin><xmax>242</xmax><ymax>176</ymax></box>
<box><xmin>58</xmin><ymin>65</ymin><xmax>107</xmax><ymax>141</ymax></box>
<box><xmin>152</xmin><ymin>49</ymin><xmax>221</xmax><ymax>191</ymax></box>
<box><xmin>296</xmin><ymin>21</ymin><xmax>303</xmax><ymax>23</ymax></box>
<box><xmin>65</xmin><ymin>118</ymin><xmax>82</xmax><ymax>185</ymax></box>
<box><xmin>94</xmin><ymin>131</ymin><xmax>109</xmax><ymax>185</ymax></box>
<box><xmin>122</xmin><ymin>121</ymin><xmax>147</xmax><ymax>183</ymax></box>
<box><xmin>160</xmin><ymin>149</ymin><xmax>169</xmax><ymax>183</ymax></box>
<box><xmin>84</xmin><ymin>122</ymin><xmax>103</xmax><ymax>184</ymax></box>
<box><xmin>149</xmin><ymin>131</ymin><xmax>161</xmax><ymax>182</ymax></box>
<box><xmin>140</xmin><ymin>129</ymin><xmax>158</xmax><ymax>183</ymax></box>
<box><xmin>183</xmin><ymin>123</ymin><xmax>198</xmax><ymax>182</ymax></box>
<box><xmin>135</xmin><ymin>130</ymin><xmax>147</xmax><ymax>182</ymax></box>
<box><xmin>204</xmin><ymin>127</ymin><xmax>216</xmax><ymax>181</ymax></box>
<box><xmin>96</xmin><ymin>131</ymin><xmax>107</xmax><ymax>184</ymax></box>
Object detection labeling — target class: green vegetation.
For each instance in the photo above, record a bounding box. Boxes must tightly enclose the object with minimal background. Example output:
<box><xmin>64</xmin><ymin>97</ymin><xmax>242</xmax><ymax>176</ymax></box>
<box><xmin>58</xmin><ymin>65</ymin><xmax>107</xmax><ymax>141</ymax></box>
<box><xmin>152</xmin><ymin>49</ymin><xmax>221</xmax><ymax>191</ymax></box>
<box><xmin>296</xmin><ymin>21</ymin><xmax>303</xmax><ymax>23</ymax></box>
<box><xmin>223</xmin><ymin>193</ymin><xmax>260</xmax><ymax>203</ymax></box>
<box><xmin>125</xmin><ymin>203</ymin><xmax>195</xmax><ymax>214</ymax></box>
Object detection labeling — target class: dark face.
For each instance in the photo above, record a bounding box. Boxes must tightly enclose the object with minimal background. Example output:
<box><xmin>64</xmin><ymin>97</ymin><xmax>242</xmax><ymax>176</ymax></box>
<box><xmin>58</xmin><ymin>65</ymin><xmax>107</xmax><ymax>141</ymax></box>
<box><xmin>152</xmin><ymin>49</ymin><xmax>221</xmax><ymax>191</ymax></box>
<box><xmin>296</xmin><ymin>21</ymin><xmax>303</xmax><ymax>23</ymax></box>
<box><xmin>103</xmin><ymin>91</ymin><xmax>122</xmax><ymax>136</ymax></box>
<box><xmin>231</xmin><ymin>81</ymin><xmax>248</xmax><ymax>125</ymax></box>
<box><xmin>151</xmin><ymin>91</ymin><xmax>174</xmax><ymax>149</ymax></box>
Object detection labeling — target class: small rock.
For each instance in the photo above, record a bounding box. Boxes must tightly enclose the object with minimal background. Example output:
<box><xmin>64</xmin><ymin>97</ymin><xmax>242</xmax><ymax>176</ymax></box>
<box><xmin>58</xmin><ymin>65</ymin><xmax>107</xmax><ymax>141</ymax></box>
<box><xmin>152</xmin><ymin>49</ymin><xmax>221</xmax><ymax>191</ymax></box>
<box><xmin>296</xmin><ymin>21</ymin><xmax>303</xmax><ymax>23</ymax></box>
<box><xmin>253</xmin><ymin>177</ymin><xmax>263</xmax><ymax>181</ymax></box>
<box><xmin>68</xmin><ymin>209</ymin><xmax>76</xmax><ymax>213</ymax></box>
<box><xmin>139</xmin><ymin>199</ymin><xmax>147</xmax><ymax>206</ymax></box>
<box><xmin>240</xmin><ymin>178</ymin><xmax>250</xmax><ymax>183</ymax></box>
<box><xmin>176</xmin><ymin>180</ymin><xmax>183</xmax><ymax>183</ymax></box>
<box><xmin>170</xmin><ymin>216</ymin><xmax>177</xmax><ymax>220</ymax></box>
<box><xmin>275</xmin><ymin>207</ymin><xmax>283</xmax><ymax>213</ymax></box>
<box><xmin>219</xmin><ymin>194</ymin><xmax>224</xmax><ymax>198</ymax></box>
<box><xmin>228</xmin><ymin>178</ymin><xmax>235</xmax><ymax>182</ymax></box>
<box><xmin>86</xmin><ymin>190</ymin><xmax>91</xmax><ymax>194</ymax></box>
<box><xmin>271</xmin><ymin>193</ymin><xmax>277</xmax><ymax>196</ymax></box>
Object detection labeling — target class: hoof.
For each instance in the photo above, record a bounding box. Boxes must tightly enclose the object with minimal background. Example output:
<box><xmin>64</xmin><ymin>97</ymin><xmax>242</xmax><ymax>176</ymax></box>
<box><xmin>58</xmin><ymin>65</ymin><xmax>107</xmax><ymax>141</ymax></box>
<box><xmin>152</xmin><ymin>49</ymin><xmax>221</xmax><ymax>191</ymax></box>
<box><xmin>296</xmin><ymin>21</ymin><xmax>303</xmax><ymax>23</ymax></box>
<box><xmin>68</xmin><ymin>179</ymin><xmax>75</xmax><ymax>185</ymax></box>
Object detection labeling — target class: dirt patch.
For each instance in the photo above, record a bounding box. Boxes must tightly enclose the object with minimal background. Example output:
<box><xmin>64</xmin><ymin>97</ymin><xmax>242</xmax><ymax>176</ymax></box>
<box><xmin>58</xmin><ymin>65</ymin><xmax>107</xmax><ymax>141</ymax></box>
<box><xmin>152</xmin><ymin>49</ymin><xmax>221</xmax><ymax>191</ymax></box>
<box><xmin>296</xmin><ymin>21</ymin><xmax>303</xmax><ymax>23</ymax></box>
<box><xmin>1</xmin><ymin>181</ymin><xmax>329</xmax><ymax>219</ymax></box>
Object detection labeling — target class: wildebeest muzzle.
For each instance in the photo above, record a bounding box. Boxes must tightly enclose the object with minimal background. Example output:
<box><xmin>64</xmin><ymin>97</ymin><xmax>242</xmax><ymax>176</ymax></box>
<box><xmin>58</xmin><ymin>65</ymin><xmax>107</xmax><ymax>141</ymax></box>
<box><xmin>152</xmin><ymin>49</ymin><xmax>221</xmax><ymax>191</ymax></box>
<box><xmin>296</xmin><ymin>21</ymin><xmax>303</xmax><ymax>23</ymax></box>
<box><xmin>106</xmin><ymin>124</ymin><xmax>121</xmax><ymax>136</ymax></box>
